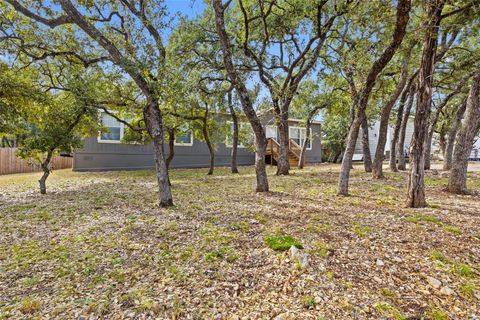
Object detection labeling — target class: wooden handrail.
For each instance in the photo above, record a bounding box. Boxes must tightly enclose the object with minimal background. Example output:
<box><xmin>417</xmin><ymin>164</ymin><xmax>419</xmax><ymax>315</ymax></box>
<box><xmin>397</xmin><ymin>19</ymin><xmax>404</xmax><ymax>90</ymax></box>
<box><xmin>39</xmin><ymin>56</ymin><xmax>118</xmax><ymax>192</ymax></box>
<box><xmin>288</xmin><ymin>139</ymin><xmax>301</xmax><ymax>158</ymax></box>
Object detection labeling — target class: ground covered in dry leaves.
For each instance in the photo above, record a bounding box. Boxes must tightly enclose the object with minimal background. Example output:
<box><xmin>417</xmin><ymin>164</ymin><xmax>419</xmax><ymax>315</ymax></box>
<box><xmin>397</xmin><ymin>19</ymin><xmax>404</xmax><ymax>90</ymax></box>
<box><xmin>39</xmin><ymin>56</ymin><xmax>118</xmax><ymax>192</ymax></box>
<box><xmin>1</xmin><ymin>163</ymin><xmax>479</xmax><ymax>319</ymax></box>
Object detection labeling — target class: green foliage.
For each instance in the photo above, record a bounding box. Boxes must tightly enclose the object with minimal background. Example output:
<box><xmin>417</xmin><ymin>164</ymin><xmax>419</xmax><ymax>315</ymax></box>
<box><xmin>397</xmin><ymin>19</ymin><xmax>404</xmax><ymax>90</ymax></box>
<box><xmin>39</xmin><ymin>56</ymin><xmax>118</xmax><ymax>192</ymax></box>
<box><xmin>265</xmin><ymin>235</ymin><xmax>303</xmax><ymax>251</ymax></box>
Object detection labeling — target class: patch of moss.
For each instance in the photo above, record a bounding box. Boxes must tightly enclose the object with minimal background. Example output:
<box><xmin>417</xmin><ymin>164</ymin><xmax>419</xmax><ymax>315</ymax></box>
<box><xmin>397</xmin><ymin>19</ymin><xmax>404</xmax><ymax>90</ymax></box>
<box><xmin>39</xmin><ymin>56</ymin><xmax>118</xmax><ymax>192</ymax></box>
<box><xmin>353</xmin><ymin>225</ymin><xmax>372</xmax><ymax>238</ymax></box>
<box><xmin>425</xmin><ymin>307</ymin><xmax>448</xmax><ymax>320</ymax></box>
<box><xmin>443</xmin><ymin>225</ymin><xmax>462</xmax><ymax>235</ymax></box>
<box><xmin>265</xmin><ymin>235</ymin><xmax>303</xmax><ymax>251</ymax></box>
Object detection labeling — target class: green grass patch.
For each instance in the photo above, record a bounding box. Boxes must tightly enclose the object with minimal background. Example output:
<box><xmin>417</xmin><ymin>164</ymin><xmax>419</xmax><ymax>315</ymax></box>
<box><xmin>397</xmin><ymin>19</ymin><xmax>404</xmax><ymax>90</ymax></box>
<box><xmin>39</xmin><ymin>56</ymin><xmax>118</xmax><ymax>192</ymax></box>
<box><xmin>265</xmin><ymin>235</ymin><xmax>303</xmax><ymax>251</ymax></box>
<box><xmin>406</xmin><ymin>213</ymin><xmax>441</xmax><ymax>225</ymax></box>
<box><xmin>425</xmin><ymin>307</ymin><xmax>448</xmax><ymax>320</ymax></box>
<box><xmin>353</xmin><ymin>225</ymin><xmax>372</xmax><ymax>238</ymax></box>
<box><xmin>374</xmin><ymin>302</ymin><xmax>405</xmax><ymax>320</ymax></box>
<box><xmin>443</xmin><ymin>225</ymin><xmax>462</xmax><ymax>235</ymax></box>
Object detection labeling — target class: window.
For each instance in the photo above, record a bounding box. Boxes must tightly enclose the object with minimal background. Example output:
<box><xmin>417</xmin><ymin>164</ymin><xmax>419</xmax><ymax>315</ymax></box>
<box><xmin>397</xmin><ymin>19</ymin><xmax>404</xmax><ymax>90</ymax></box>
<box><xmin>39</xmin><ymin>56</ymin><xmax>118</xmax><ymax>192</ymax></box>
<box><xmin>174</xmin><ymin>128</ymin><xmax>193</xmax><ymax>146</ymax></box>
<box><xmin>226</xmin><ymin>122</ymin><xmax>252</xmax><ymax>148</ymax></box>
<box><xmin>98</xmin><ymin>113</ymin><xmax>124</xmax><ymax>143</ymax></box>
<box><xmin>289</xmin><ymin>126</ymin><xmax>312</xmax><ymax>150</ymax></box>
<box><xmin>266</xmin><ymin>126</ymin><xmax>277</xmax><ymax>140</ymax></box>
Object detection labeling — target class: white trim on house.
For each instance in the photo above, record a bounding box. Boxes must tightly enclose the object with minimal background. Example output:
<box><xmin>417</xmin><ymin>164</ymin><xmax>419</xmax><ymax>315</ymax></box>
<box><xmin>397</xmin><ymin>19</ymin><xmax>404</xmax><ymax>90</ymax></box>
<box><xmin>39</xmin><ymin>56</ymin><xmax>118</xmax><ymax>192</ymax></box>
<box><xmin>98</xmin><ymin>112</ymin><xmax>125</xmax><ymax>144</ymax></box>
<box><xmin>289</xmin><ymin>126</ymin><xmax>312</xmax><ymax>150</ymax></box>
<box><xmin>174</xmin><ymin>130</ymin><xmax>194</xmax><ymax>146</ymax></box>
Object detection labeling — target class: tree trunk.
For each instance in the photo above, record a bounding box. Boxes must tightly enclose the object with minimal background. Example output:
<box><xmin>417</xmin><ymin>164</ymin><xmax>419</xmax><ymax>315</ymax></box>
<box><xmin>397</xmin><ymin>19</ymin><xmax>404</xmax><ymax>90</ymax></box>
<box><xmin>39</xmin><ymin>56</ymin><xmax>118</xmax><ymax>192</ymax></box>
<box><xmin>361</xmin><ymin>117</ymin><xmax>373</xmax><ymax>172</ymax></box>
<box><xmin>447</xmin><ymin>70</ymin><xmax>480</xmax><ymax>193</ymax></box>
<box><xmin>166</xmin><ymin>128</ymin><xmax>175</xmax><ymax>186</ymax></box>
<box><xmin>276</xmin><ymin>113</ymin><xmax>290</xmax><ymax>175</ymax></box>
<box><xmin>425</xmin><ymin>83</ymin><xmax>465</xmax><ymax>170</ymax></box>
<box><xmin>444</xmin><ymin>100</ymin><xmax>467</xmax><ymax>170</ymax></box>
<box><xmin>337</xmin><ymin>0</ymin><xmax>411</xmax><ymax>195</ymax></box>
<box><xmin>373</xmin><ymin>59</ymin><xmax>410</xmax><ymax>178</ymax></box>
<box><xmin>143</xmin><ymin>100</ymin><xmax>174</xmax><ymax>207</ymax></box>
<box><xmin>227</xmin><ymin>90</ymin><xmax>239</xmax><ymax>174</ymax></box>
<box><xmin>39</xmin><ymin>149</ymin><xmax>54</xmax><ymax>194</ymax></box>
<box><xmin>406</xmin><ymin>0</ymin><xmax>444</xmax><ymax>208</ymax></box>
<box><xmin>390</xmin><ymin>78</ymin><xmax>413</xmax><ymax>171</ymax></box>
<box><xmin>333</xmin><ymin>150</ymin><xmax>342</xmax><ymax>163</ymax></box>
<box><xmin>212</xmin><ymin>0</ymin><xmax>269</xmax><ymax>191</ymax></box>
<box><xmin>202</xmin><ymin>108</ymin><xmax>215</xmax><ymax>175</ymax></box>
<box><xmin>298</xmin><ymin>122</ymin><xmax>311</xmax><ymax>169</ymax></box>
<box><xmin>397</xmin><ymin>83</ymin><xmax>416</xmax><ymax>170</ymax></box>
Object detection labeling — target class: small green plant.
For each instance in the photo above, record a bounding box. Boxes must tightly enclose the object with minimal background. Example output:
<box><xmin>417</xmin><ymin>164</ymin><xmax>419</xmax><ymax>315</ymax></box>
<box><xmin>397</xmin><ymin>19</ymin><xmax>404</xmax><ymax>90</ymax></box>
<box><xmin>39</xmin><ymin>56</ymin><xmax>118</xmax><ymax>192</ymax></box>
<box><xmin>19</xmin><ymin>297</ymin><xmax>41</xmax><ymax>314</ymax></box>
<box><xmin>353</xmin><ymin>225</ymin><xmax>371</xmax><ymax>238</ymax></box>
<box><xmin>379</xmin><ymin>287</ymin><xmax>397</xmax><ymax>299</ymax></box>
<box><xmin>453</xmin><ymin>263</ymin><xmax>475</xmax><ymax>278</ymax></box>
<box><xmin>430</xmin><ymin>250</ymin><xmax>451</xmax><ymax>265</ymax></box>
<box><xmin>310</xmin><ymin>240</ymin><xmax>329</xmax><ymax>258</ymax></box>
<box><xmin>204</xmin><ymin>247</ymin><xmax>238</xmax><ymax>263</ymax></box>
<box><xmin>406</xmin><ymin>213</ymin><xmax>441</xmax><ymax>225</ymax></box>
<box><xmin>301</xmin><ymin>295</ymin><xmax>316</xmax><ymax>309</ymax></box>
<box><xmin>443</xmin><ymin>225</ymin><xmax>462</xmax><ymax>235</ymax></box>
<box><xmin>425</xmin><ymin>307</ymin><xmax>448</xmax><ymax>320</ymax></box>
<box><xmin>265</xmin><ymin>235</ymin><xmax>303</xmax><ymax>251</ymax></box>
<box><xmin>374</xmin><ymin>302</ymin><xmax>405</xmax><ymax>320</ymax></box>
<box><xmin>459</xmin><ymin>283</ymin><xmax>476</xmax><ymax>298</ymax></box>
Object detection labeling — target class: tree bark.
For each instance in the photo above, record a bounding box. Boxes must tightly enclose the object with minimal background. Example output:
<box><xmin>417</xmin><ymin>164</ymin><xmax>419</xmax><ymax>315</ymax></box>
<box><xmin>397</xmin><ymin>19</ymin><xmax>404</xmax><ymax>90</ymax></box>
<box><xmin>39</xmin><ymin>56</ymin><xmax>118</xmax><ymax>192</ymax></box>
<box><xmin>372</xmin><ymin>57</ymin><xmax>410</xmax><ymax>178</ymax></box>
<box><xmin>212</xmin><ymin>0</ymin><xmax>269</xmax><ymax>192</ymax></box>
<box><xmin>443</xmin><ymin>99</ymin><xmax>467</xmax><ymax>170</ymax></box>
<box><xmin>390</xmin><ymin>76</ymin><xmax>414</xmax><ymax>171</ymax></box>
<box><xmin>39</xmin><ymin>149</ymin><xmax>54</xmax><ymax>194</ymax></box>
<box><xmin>143</xmin><ymin>101</ymin><xmax>174</xmax><ymax>207</ymax></box>
<box><xmin>447</xmin><ymin>70</ymin><xmax>480</xmax><ymax>193</ymax></box>
<box><xmin>298</xmin><ymin>105</ymin><xmax>325</xmax><ymax>169</ymax></box>
<box><xmin>425</xmin><ymin>80</ymin><xmax>467</xmax><ymax>170</ymax></box>
<box><xmin>276</xmin><ymin>113</ymin><xmax>290</xmax><ymax>175</ymax></box>
<box><xmin>202</xmin><ymin>105</ymin><xmax>215</xmax><ymax>175</ymax></box>
<box><xmin>338</xmin><ymin>0</ymin><xmax>411</xmax><ymax>195</ymax></box>
<box><xmin>361</xmin><ymin>117</ymin><xmax>373</xmax><ymax>172</ymax></box>
<box><xmin>166</xmin><ymin>128</ymin><xmax>175</xmax><ymax>186</ymax></box>
<box><xmin>227</xmin><ymin>90</ymin><xmax>239</xmax><ymax>174</ymax></box>
<box><xmin>406</xmin><ymin>0</ymin><xmax>445</xmax><ymax>208</ymax></box>
<box><xmin>397</xmin><ymin>83</ymin><xmax>416</xmax><ymax>170</ymax></box>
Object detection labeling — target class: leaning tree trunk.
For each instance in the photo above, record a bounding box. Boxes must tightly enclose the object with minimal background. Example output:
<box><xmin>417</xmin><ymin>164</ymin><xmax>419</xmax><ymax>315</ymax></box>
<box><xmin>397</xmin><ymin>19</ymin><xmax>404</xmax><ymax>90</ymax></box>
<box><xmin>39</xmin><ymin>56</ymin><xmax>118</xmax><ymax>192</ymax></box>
<box><xmin>447</xmin><ymin>70</ymin><xmax>480</xmax><ymax>194</ymax></box>
<box><xmin>406</xmin><ymin>0</ymin><xmax>444</xmax><ymax>208</ymax></box>
<box><xmin>143</xmin><ymin>100</ymin><xmax>174</xmax><ymax>207</ymax></box>
<box><xmin>390</xmin><ymin>77</ymin><xmax>413</xmax><ymax>171</ymax></box>
<box><xmin>444</xmin><ymin>100</ymin><xmax>467</xmax><ymax>170</ymax></box>
<box><xmin>373</xmin><ymin>59</ymin><xmax>410</xmax><ymax>178</ymax></box>
<box><xmin>397</xmin><ymin>83</ymin><xmax>416</xmax><ymax>170</ymax></box>
<box><xmin>227</xmin><ymin>90</ymin><xmax>239</xmax><ymax>174</ymax></box>
<box><xmin>276</xmin><ymin>113</ymin><xmax>290</xmax><ymax>175</ymax></box>
<box><xmin>39</xmin><ymin>149</ymin><xmax>54</xmax><ymax>194</ymax></box>
<box><xmin>212</xmin><ymin>0</ymin><xmax>269</xmax><ymax>192</ymax></box>
<box><xmin>361</xmin><ymin>118</ymin><xmax>373</xmax><ymax>172</ymax></box>
<box><xmin>337</xmin><ymin>0</ymin><xmax>411</xmax><ymax>195</ymax></box>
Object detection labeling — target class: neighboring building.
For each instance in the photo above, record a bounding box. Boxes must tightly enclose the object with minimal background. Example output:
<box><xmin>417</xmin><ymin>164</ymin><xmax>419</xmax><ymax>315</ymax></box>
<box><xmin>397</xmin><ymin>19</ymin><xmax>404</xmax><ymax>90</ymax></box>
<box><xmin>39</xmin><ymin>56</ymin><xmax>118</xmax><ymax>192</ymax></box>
<box><xmin>354</xmin><ymin>117</ymin><xmax>480</xmax><ymax>162</ymax></box>
<box><xmin>73</xmin><ymin>112</ymin><xmax>322</xmax><ymax>171</ymax></box>
<box><xmin>354</xmin><ymin>117</ymin><xmax>415</xmax><ymax>161</ymax></box>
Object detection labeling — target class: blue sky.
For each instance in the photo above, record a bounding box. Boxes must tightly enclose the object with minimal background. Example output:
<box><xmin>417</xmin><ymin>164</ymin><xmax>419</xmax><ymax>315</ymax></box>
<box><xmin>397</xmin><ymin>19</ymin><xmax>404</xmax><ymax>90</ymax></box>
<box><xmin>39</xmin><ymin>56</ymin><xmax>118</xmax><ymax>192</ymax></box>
<box><xmin>165</xmin><ymin>0</ymin><xmax>206</xmax><ymax>18</ymax></box>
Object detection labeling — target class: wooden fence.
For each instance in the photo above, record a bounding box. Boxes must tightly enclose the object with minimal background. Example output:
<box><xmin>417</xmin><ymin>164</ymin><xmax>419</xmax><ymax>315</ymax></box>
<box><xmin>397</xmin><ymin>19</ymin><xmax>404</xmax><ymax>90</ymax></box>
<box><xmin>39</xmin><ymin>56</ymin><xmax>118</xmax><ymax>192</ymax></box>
<box><xmin>0</xmin><ymin>148</ymin><xmax>72</xmax><ymax>175</ymax></box>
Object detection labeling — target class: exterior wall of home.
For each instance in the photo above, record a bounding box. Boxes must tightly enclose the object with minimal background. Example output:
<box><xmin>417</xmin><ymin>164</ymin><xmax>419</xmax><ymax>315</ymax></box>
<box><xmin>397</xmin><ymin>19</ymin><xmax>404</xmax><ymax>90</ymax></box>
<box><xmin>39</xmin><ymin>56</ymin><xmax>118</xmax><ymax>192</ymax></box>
<box><xmin>73</xmin><ymin>118</ymin><xmax>322</xmax><ymax>171</ymax></box>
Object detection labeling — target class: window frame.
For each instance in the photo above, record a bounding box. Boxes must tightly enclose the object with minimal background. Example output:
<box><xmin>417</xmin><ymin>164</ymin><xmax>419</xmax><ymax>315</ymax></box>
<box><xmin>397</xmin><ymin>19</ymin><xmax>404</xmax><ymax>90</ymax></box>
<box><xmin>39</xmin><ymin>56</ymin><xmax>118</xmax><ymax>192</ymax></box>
<box><xmin>289</xmin><ymin>126</ymin><xmax>313</xmax><ymax>150</ymax></box>
<box><xmin>97</xmin><ymin>112</ymin><xmax>125</xmax><ymax>144</ymax></box>
<box><xmin>174</xmin><ymin>129</ymin><xmax>194</xmax><ymax>146</ymax></box>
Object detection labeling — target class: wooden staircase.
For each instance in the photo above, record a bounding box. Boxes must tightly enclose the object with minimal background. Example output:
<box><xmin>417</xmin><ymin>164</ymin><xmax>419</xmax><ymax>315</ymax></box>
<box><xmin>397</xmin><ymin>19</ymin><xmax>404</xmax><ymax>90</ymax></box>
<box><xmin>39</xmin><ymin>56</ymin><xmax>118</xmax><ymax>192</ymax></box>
<box><xmin>265</xmin><ymin>138</ymin><xmax>303</xmax><ymax>167</ymax></box>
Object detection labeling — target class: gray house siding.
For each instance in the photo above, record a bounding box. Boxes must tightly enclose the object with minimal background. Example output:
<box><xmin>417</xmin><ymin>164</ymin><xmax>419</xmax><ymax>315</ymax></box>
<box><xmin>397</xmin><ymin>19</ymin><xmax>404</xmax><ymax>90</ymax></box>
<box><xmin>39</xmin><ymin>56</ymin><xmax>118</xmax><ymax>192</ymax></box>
<box><xmin>73</xmin><ymin>119</ymin><xmax>322</xmax><ymax>171</ymax></box>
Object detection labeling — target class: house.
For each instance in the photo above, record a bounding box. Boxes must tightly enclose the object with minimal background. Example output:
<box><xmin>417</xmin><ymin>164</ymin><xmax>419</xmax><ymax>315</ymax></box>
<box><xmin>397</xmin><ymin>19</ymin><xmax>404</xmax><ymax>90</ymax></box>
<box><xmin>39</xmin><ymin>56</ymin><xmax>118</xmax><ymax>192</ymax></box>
<box><xmin>72</xmin><ymin>112</ymin><xmax>322</xmax><ymax>171</ymax></box>
<box><xmin>354</xmin><ymin>117</ymin><xmax>480</xmax><ymax>162</ymax></box>
<box><xmin>354</xmin><ymin>117</ymin><xmax>415</xmax><ymax>161</ymax></box>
